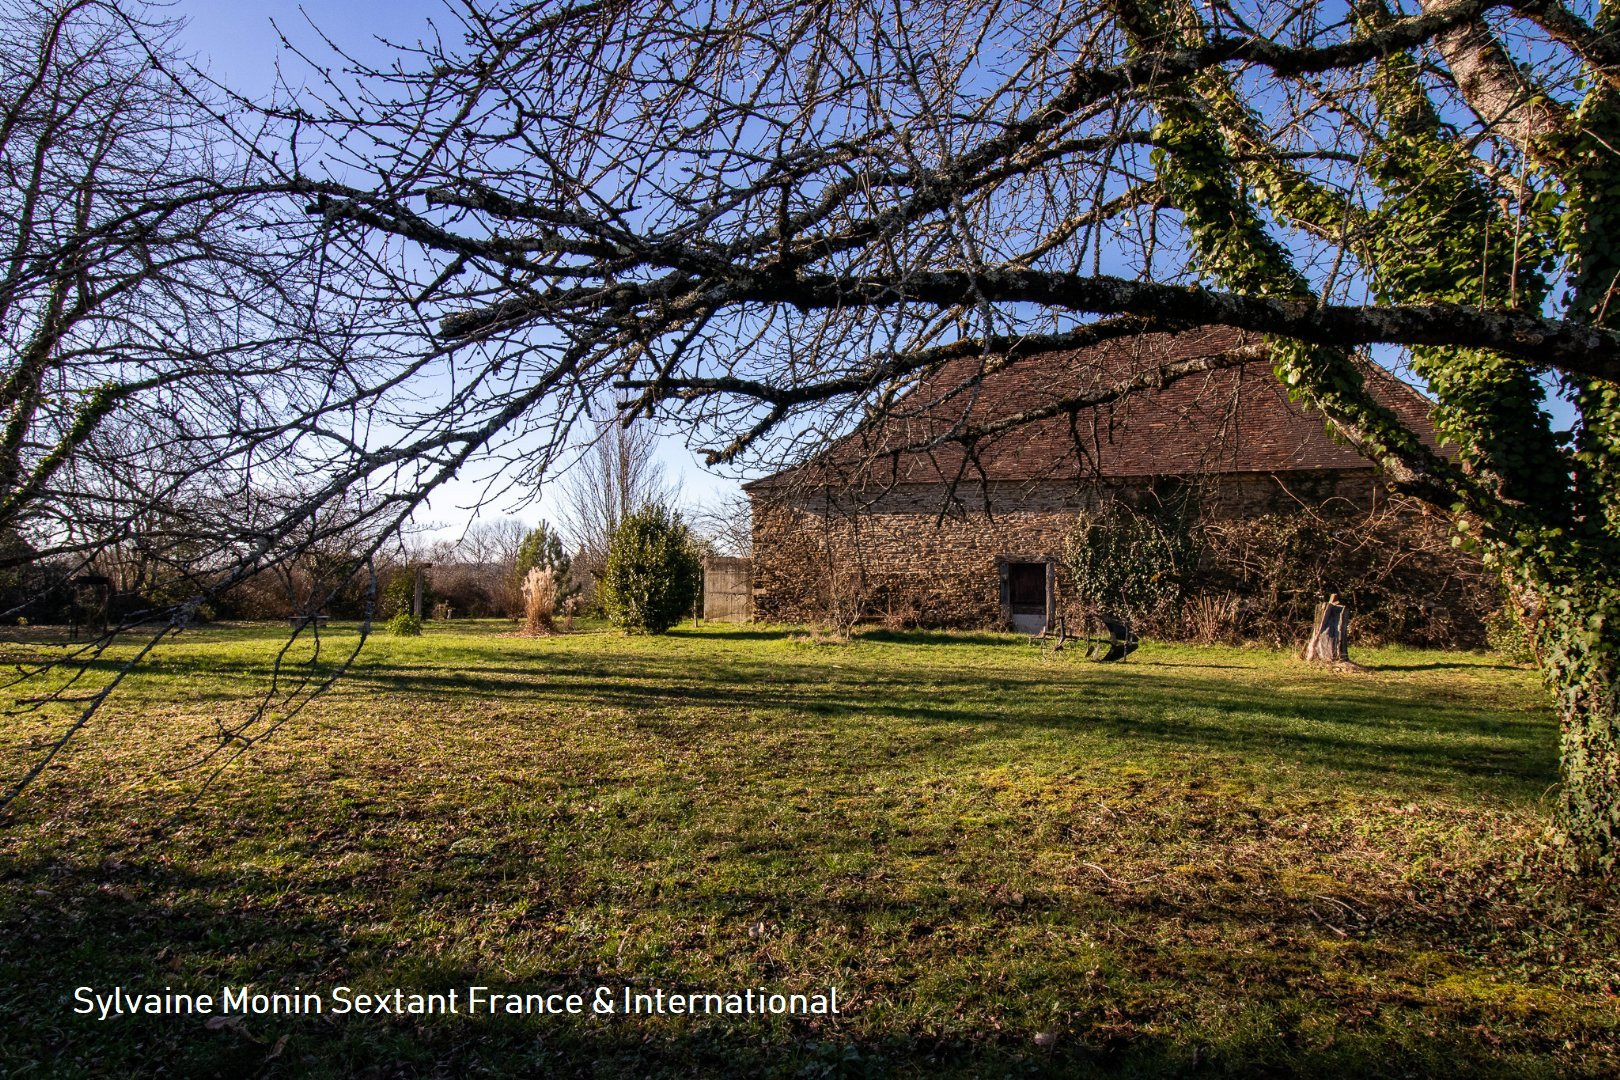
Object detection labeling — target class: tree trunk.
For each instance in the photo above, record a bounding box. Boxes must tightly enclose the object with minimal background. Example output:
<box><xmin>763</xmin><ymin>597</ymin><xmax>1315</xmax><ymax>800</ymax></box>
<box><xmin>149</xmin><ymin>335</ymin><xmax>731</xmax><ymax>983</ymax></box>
<box><xmin>1305</xmin><ymin>594</ymin><xmax>1351</xmax><ymax>663</ymax></box>
<box><xmin>1552</xmin><ymin>647</ymin><xmax>1620</xmax><ymax>874</ymax></box>
<box><xmin>1513</xmin><ymin>563</ymin><xmax>1620</xmax><ymax>874</ymax></box>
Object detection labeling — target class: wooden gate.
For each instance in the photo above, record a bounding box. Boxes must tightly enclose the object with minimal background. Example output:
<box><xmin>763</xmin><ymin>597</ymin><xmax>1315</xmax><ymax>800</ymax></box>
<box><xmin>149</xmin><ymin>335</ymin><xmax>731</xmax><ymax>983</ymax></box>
<box><xmin>703</xmin><ymin>556</ymin><xmax>752</xmax><ymax>622</ymax></box>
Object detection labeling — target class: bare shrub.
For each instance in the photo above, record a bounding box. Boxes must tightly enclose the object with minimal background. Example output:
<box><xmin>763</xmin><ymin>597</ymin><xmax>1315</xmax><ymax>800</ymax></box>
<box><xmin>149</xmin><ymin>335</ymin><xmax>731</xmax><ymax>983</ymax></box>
<box><xmin>1192</xmin><ymin>498</ymin><xmax>1490</xmax><ymax>648</ymax></box>
<box><xmin>820</xmin><ymin>560</ymin><xmax>868</xmax><ymax>640</ymax></box>
<box><xmin>880</xmin><ymin>594</ymin><xmax>922</xmax><ymax>632</ymax></box>
<box><xmin>521</xmin><ymin>568</ymin><xmax>557</xmax><ymax>635</ymax></box>
<box><xmin>1183</xmin><ymin>592</ymin><xmax>1241</xmax><ymax>645</ymax></box>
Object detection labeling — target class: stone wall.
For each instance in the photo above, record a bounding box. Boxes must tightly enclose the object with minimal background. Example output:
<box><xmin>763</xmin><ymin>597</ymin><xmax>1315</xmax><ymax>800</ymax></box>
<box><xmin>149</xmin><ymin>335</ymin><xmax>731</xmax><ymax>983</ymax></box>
<box><xmin>748</xmin><ymin>470</ymin><xmax>1397</xmax><ymax>630</ymax></box>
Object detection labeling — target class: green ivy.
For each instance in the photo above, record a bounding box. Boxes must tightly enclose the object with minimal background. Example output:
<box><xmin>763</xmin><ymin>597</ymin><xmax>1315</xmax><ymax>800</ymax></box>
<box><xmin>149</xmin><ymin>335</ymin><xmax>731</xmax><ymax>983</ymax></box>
<box><xmin>1116</xmin><ymin>0</ymin><xmax>1620</xmax><ymax>870</ymax></box>
<box><xmin>1063</xmin><ymin>503</ymin><xmax>1197</xmax><ymax>626</ymax></box>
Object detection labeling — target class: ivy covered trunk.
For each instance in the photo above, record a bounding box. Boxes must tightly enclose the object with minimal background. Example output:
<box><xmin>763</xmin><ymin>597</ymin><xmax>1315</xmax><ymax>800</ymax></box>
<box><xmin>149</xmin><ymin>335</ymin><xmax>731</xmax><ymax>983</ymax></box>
<box><xmin>1103</xmin><ymin>0</ymin><xmax>1620</xmax><ymax>874</ymax></box>
<box><xmin>1557</xmin><ymin>677</ymin><xmax>1620</xmax><ymax>873</ymax></box>
<box><xmin>1539</xmin><ymin>582</ymin><xmax>1620</xmax><ymax>873</ymax></box>
<box><xmin>1550</xmin><ymin>25</ymin><xmax>1620</xmax><ymax>874</ymax></box>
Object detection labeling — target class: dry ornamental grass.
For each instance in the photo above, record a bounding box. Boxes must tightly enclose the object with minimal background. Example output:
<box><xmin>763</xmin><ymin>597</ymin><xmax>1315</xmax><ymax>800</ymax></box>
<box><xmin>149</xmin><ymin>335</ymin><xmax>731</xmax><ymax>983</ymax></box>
<box><xmin>521</xmin><ymin>568</ymin><xmax>558</xmax><ymax>636</ymax></box>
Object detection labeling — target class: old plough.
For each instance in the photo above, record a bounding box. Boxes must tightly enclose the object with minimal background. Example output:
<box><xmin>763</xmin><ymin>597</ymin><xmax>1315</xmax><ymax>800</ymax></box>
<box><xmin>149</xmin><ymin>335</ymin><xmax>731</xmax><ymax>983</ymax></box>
<box><xmin>1043</xmin><ymin>612</ymin><xmax>1139</xmax><ymax>662</ymax></box>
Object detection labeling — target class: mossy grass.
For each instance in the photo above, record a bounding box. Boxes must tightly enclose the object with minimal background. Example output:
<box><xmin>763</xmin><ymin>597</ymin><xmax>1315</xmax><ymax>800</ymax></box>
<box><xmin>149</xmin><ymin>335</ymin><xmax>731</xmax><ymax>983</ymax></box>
<box><xmin>0</xmin><ymin>622</ymin><xmax>1614</xmax><ymax>1077</ymax></box>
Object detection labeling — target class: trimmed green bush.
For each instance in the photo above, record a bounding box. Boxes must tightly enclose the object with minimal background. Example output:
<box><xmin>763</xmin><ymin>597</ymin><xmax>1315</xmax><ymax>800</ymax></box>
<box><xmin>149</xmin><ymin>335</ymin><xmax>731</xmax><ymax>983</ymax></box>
<box><xmin>598</xmin><ymin>505</ymin><xmax>700</xmax><ymax>634</ymax></box>
<box><xmin>386</xmin><ymin>612</ymin><xmax>423</xmax><ymax>636</ymax></box>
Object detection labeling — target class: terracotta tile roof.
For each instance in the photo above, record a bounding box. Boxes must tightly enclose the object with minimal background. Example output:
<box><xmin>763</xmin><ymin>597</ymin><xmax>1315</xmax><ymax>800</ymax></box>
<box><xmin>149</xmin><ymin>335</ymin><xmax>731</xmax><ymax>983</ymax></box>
<box><xmin>745</xmin><ymin>325</ymin><xmax>1438</xmax><ymax>491</ymax></box>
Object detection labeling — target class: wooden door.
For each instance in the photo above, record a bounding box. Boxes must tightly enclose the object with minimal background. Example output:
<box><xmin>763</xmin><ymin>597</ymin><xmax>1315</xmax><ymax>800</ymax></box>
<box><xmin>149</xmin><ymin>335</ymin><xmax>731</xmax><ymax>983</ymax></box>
<box><xmin>1007</xmin><ymin>561</ymin><xmax>1047</xmax><ymax>634</ymax></box>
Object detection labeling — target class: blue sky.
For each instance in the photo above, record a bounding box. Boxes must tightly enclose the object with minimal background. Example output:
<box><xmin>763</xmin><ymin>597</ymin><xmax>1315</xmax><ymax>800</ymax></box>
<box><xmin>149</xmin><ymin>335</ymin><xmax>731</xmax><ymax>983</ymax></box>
<box><xmin>164</xmin><ymin>2</ymin><xmax>1575</xmax><ymax>542</ymax></box>
<box><xmin>167</xmin><ymin>0</ymin><xmax>744</xmax><ymax>543</ymax></box>
<box><xmin>168</xmin><ymin>1</ymin><xmax>432</xmax><ymax>80</ymax></box>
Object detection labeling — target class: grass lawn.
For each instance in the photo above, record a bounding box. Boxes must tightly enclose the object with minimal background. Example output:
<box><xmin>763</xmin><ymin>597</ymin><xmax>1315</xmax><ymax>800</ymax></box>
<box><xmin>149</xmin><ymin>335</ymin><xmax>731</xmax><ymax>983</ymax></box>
<box><xmin>0</xmin><ymin>621</ymin><xmax>1615</xmax><ymax>1077</ymax></box>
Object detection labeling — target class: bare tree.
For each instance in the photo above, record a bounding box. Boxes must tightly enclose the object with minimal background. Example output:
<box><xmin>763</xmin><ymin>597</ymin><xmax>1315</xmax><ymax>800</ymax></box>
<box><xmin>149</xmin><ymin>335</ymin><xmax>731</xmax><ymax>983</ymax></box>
<box><xmin>691</xmin><ymin>493</ymin><xmax>754</xmax><ymax>558</ymax></box>
<box><xmin>2</xmin><ymin>0</ymin><xmax>321</xmax><ymax>557</ymax></box>
<box><xmin>253</xmin><ymin>489</ymin><xmax>381</xmax><ymax>619</ymax></box>
<box><xmin>0</xmin><ymin>0</ymin><xmax>404</xmax><ymax>807</ymax></box>
<box><xmin>460</xmin><ymin>518</ymin><xmax>529</xmax><ymax>568</ymax></box>
<box><xmin>559</xmin><ymin>420</ymin><xmax>680</xmax><ymax>576</ymax></box>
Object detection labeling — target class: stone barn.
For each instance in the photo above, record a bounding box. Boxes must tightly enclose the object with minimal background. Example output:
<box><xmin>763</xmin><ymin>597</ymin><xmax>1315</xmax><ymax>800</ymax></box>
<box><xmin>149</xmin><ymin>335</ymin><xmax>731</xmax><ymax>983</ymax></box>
<box><xmin>744</xmin><ymin>325</ymin><xmax>1471</xmax><ymax>637</ymax></box>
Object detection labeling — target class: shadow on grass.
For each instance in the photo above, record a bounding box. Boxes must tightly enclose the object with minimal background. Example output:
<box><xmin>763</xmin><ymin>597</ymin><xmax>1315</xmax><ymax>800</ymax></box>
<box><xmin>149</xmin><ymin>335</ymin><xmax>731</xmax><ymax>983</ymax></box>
<box><xmin>663</xmin><ymin>626</ymin><xmax>802</xmax><ymax>642</ymax></box>
<box><xmin>107</xmin><ymin>636</ymin><xmax>1558</xmax><ymax>803</ymax></box>
<box><xmin>0</xmin><ymin>844</ymin><xmax>1598</xmax><ymax>1079</ymax></box>
<box><xmin>852</xmin><ymin>628</ymin><xmax>1024</xmax><ymax>648</ymax></box>
<box><xmin>1367</xmin><ymin>659</ymin><xmax>1525</xmax><ymax>673</ymax></box>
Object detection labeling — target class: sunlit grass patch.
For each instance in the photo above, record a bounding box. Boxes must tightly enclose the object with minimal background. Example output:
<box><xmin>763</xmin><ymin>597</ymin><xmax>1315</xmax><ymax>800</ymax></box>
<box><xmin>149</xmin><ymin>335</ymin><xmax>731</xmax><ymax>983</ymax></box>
<box><xmin>0</xmin><ymin>622</ymin><xmax>1614</xmax><ymax>1077</ymax></box>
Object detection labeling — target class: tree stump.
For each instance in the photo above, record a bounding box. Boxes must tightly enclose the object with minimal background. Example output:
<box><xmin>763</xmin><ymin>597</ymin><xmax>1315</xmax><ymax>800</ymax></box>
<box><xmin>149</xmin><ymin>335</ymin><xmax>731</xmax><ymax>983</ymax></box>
<box><xmin>1305</xmin><ymin>593</ymin><xmax>1351</xmax><ymax>664</ymax></box>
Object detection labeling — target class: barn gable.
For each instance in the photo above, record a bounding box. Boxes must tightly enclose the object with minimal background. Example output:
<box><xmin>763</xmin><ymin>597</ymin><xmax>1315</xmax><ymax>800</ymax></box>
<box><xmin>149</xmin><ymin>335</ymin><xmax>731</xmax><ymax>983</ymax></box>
<box><xmin>743</xmin><ymin>326</ymin><xmax>1465</xmax><ymax>637</ymax></box>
